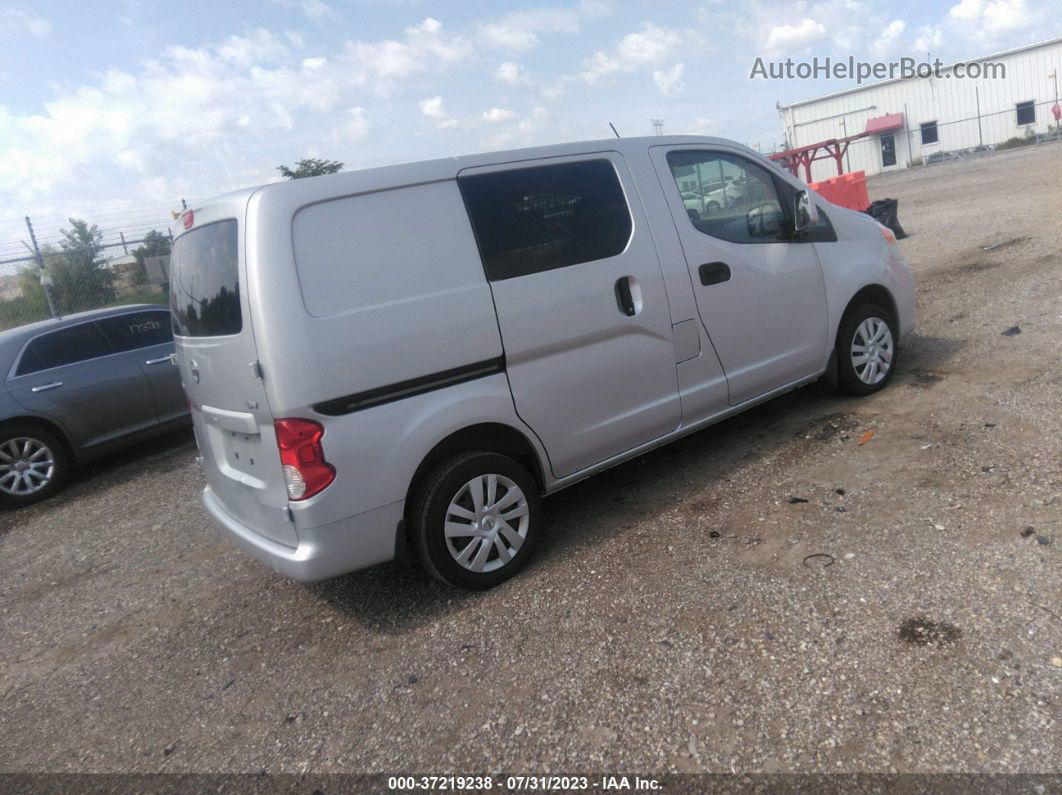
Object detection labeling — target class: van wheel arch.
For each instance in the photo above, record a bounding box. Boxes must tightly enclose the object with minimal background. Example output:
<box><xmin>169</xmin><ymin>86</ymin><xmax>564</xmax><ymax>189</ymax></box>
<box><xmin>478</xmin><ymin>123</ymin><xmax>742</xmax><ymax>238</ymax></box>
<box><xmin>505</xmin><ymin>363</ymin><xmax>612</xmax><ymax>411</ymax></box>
<box><xmin>406</xmin><ymin>423</ymin><xmax>545</xmax><ymax>504</ymax></box>
<box><xmin>840</xmin><ymin>284</ymin><xmax>897</xmax><ymax>335</ymax></box>
<box><xmin>401</xmin><ymin>423</ymin><xmax>546</xmax><ymax>559</ymax></box>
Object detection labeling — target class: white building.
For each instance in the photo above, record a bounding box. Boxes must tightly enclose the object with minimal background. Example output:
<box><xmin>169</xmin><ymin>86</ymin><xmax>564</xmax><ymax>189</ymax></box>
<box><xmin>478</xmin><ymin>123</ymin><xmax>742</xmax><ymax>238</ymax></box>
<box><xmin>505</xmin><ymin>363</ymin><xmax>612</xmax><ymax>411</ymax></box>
<box><xmin>776</xmin><ymin>36</ymin><xmax>1062</xmax><ymax>182</ymax></box>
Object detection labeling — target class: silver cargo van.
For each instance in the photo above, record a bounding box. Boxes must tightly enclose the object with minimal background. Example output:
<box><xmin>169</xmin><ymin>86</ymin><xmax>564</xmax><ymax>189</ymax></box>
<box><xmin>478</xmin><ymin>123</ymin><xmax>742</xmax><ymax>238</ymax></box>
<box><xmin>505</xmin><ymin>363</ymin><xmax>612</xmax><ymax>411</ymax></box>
<box><xmin>171</xmin><ymin>136</ymin><xmax>915</xmax><ymax>590</ymax></box>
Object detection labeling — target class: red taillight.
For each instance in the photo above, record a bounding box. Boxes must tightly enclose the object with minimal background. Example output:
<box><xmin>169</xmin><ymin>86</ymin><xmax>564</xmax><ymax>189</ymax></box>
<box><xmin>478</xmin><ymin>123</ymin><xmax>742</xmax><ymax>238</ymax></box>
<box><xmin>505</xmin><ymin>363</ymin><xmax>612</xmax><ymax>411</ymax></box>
<box><xmin>274</xmin><ymin>418</ymin><xmax>335</xmax><ymax>501</ymax></box>
<box><xmin>182</xmin><ymin>209</ymin><xmax>194</xmax><ymax>230</ymax></box>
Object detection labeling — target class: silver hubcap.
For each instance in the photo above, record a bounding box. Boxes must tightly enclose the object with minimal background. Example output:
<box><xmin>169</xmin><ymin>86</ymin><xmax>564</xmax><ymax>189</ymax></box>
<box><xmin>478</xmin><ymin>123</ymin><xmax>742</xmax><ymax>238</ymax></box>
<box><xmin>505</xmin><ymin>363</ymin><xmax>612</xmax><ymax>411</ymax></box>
<box><xmin>0</xmin><ymin>437</ymin><xmax>55</xmax><ymax>496</ymax></box>
<box><xmin>445</xmin><ymin>474</ymin><xmax>529</xmax><ymax>573</ymax></box>
<box><xmin>851</xmin><ymin>317</ymin><xmax>894</xmax><ymax>385</ymax></box>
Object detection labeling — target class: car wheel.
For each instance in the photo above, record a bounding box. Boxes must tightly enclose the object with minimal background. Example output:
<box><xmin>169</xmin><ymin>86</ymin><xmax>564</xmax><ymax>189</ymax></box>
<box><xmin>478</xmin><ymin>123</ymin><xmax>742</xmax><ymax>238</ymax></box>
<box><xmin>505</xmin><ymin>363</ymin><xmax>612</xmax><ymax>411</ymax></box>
<box><xmin>706</xmin><ymin>200</ymin><xmax>721</xmax><ymax>214</ymax></box>
<box><xmin>0</xmin><ymin>424</ymin><xmax>70</xmax><ymax>507</ymax></box>
<box><xmin>836</xmin><ymin>303</ymin><xmax>898</xmax><ymax>396</ymax></box>
<box><xmin>411</xmin><ymin>452</ymin><xmax>541</xmax><ymax>590</ymax></box>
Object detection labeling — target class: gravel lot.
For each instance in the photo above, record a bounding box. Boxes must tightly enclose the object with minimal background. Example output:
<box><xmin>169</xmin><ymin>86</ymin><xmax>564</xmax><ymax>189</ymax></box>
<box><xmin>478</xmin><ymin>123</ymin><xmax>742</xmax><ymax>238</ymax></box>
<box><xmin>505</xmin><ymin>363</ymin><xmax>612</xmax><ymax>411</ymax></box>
<box><xmin>2</xmin><ymin>144</ymin><xmax>1060</xmax><ymax>776</ymax></box>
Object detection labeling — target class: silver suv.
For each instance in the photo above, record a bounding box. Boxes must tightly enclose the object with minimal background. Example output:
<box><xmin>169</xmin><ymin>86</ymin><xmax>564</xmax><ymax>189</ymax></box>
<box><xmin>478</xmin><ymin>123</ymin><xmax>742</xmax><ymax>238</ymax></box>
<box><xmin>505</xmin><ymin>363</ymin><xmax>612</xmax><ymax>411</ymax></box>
<box><xmin>0</xmin><ymin>305</ymin><xmax>188</xmax><ymax>506</ymax></box>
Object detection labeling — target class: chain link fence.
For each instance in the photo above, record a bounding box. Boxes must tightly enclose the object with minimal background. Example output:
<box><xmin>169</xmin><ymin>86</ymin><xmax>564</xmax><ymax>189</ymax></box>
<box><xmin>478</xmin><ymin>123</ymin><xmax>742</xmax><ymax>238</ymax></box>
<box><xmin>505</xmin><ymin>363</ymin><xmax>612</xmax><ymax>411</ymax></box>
<box><xmin>0</xmin><ymin>218</ymin><xmax>173</xmax><ymax>332</ymax></box>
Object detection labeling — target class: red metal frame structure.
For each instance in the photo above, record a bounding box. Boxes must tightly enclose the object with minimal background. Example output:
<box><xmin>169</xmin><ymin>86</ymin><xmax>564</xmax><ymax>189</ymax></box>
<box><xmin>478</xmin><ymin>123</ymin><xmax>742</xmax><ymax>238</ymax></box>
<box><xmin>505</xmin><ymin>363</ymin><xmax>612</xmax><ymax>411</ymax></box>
<box><xmin>768</xmin><ymin>133</ymin><xmax>867</xmax><ymax>182</ymax></box>
<box><xmin>770</xmin><ymin>113</ymin><xmax>904</xmax><ymax>181</ymax></box>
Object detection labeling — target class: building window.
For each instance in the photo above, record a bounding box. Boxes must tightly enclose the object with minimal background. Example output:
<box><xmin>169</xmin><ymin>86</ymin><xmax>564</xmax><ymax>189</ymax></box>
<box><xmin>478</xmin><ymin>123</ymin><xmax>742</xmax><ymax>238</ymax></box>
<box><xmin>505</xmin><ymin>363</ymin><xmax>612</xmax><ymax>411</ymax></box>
<box><xmin>920</xmin><ymin>121</ymin><xmax>939</xmax><ymax>145</ymax></box>
<box><xmin>1016</xmin><ymin>101</ymin><xmax>1036</xmax><ymax>126</ymax></box>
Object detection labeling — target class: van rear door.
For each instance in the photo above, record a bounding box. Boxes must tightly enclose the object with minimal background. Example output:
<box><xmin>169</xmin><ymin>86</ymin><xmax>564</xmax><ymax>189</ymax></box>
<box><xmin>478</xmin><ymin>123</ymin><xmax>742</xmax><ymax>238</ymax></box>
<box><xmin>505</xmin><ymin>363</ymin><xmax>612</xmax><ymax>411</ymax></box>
<box><xmin>170</xmin><ymin>214</ymin><xmax>297</xmax><ymax>547</ymax></box>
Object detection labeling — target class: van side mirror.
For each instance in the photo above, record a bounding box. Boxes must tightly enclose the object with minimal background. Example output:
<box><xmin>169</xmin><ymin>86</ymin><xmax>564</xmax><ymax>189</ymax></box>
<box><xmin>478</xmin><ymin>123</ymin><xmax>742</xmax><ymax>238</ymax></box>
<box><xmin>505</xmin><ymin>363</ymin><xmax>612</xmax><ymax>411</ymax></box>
<box><xmin>794</xmin><ymin>190</ymin><xmax>817</xmax><ymax>233</ymax></box>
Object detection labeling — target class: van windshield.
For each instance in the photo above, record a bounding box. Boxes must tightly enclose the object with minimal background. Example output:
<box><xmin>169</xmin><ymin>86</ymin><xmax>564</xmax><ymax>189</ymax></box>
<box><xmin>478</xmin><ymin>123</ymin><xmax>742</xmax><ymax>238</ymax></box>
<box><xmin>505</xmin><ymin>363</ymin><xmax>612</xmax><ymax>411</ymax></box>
<box><xmin>170</xmin><ymin>219</ymin><xmax>242</xmax><ymax>337</ymax></box>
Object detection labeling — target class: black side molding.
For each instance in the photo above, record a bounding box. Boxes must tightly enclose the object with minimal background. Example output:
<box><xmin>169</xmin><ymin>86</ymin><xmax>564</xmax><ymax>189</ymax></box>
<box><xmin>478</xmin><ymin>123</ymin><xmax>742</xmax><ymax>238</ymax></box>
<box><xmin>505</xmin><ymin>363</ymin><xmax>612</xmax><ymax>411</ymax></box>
<box><xmin>313</xmin><ymin>356</ymin><xmax>506</xmax><ymax>416</ymax></box>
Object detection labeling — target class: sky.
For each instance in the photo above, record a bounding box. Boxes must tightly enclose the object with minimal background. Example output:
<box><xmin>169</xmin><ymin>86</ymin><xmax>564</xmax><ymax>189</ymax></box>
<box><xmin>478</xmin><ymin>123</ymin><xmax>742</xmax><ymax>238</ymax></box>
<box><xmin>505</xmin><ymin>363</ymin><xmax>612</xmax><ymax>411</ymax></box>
<box><xmin>0</xmin><ymin>0</ymin><xmax>1058</xmax><ymax>250</ymax></box>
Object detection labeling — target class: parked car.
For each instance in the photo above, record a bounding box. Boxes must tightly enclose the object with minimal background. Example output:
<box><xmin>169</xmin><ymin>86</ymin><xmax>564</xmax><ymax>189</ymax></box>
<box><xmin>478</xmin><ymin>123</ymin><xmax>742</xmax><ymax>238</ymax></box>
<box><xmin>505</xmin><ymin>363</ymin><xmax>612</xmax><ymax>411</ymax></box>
<box><xmin>172</xmin><ymin>135</ymin><xmax>915</xmax><ymax>590</ymax></box>
<box><xmin>0</xmin><ymin>304</ymin><xmax>188</xmax><ymax>506</ymax></box>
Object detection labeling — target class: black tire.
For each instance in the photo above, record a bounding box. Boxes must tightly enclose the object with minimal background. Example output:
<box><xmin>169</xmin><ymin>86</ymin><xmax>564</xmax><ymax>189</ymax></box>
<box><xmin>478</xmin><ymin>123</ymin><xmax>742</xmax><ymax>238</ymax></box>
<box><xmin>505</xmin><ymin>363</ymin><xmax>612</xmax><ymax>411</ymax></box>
<box><xmin>0</xmin><ymin>423</ymin><xmax>71</xmax><ymax>508</ymax></box>
<box><xmin>836</xmin><ymin>303</ymin><xmax>899</xmax><ymax>396</ymax></box>
<box><xmin>410</xmin><ymin>452</ymin><xmax>541</xmax><ymax>590</ymax></box>
<box><xmin>706</xmin><ymin>200</ymin><xmax>721</xmax><ymax>214</ymax></box>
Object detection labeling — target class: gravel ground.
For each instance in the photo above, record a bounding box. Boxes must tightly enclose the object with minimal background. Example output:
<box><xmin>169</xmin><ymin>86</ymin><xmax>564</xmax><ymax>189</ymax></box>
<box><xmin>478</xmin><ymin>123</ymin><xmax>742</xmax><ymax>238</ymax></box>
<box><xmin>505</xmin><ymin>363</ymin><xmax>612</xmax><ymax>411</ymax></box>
<box><xmin>1</xmin><ymin>144</ymin><xmax>1060</xmax><ymax>775</ymax></box>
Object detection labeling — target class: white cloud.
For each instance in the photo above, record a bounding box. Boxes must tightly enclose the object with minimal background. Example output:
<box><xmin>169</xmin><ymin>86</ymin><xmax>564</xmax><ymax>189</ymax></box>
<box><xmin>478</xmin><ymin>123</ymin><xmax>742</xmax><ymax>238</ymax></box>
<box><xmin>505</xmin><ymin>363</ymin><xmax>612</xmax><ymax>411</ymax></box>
<box><xmin>0</xmin><ymin>6</ymin><xmax>52</xmax><ymax>37</ymax></box>
<box><xmin>479</xmin><ymin>8</ymin><xmax>579</xmax><ymax>51</ymax></box>
<box><xmin>653</xmin><ymin>63</ymin><xmax>685</xmax><ymax>97</ymax></box>
<box><xmin>346</xmin><ymin>18</ymin><xmax>472</xmax><ymax>92</ymax></box>
<box><xmin>581</xmin><ymin>23</ymin><xmax>682</xmax><ymax>83</ymax></box>
<box><xmin>949</xmin><ymin>0</ymin><xmax>981</xmax><ymax>20</ymax></box>
<box><xmin>419</xmin><ymin>96</ymin><xmax>458</xmax><ymax>129</ymax></box>
<box><xmin>913</xmin><ymin>24</ymin><xmax>944</xmax><ymax>53</ymax></box>
<box><xmin>482</xmin><ymin>107</ymin><xmax>517</xmax><ymax>123</ymax></box>
<box><xmin>681</xmin><ymin>117</ymin><xmax>718</xmax><ymax>137</ymax></box>
<box><xmin>763</xmin><ymin>18</ymin><xmax>827</xmax><ymax>56</ymax></box>
<box><xmin>340</xmin><ymin>107</ymin><xmax>369</xmax><ymax>140</ymax></box>
<box><xmin>872</xmin><ymin>19</ymin><xmax>906</xmax><ymax>56</ymax></box>
<box><xmin>300</xmin><ymin>0</ymin><xmax>335</xmax><ymax>21</ymax></box>
<box><xmin>495</xmin><ymin>61</ymin><xmax>531</xmax><ymax>86</ymax></box>
<box><xmin>272</xmin><ymin>0</ymin><xmax>338</xmax><ymax>22</ymax></box>
<box><xmin>481</xmin><ymin>106</ymin><xmax>549</xmax><ymax>150</ymax></box>
<box><xmin>0</xmin><ymin>19</ymin><xmax>475</xmax><ymax>206</ymax></box>
<box><xmin>948</xmin><ymin>0</ymin><xmax>1030</xmax><ymax>32</ymax></box>
<box><xmin>477</xmin><ymin>2</ymin><xmax>611</xmax><ymax>52</ymax></box>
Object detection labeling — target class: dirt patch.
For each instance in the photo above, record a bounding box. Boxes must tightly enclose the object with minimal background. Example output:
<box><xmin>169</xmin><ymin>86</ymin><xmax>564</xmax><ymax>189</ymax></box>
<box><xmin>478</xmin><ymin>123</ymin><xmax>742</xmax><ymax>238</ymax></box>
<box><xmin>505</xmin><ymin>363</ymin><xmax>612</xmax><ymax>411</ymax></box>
<box><xmin>794</xmin><ymin>412</ymin><xmax>860</xmax><ymax>442</ymax></box>
<box><xmin>980</xmin><ymin>236</ymin><xmax>1028</xmax><ymax>253</ymax></box>
<box><xmin>908</xmin><ymin>370</ymin><xmax>944</xmax><ymax>389</ymax></box>
<box><xmin>898</xmin><ymin>617</ymin><xmax>963</xmax><ymax>647</ymax></box>
<box><xmin>952</xmin><ymin>260</ymin><xmax>1003</xmax><ymax>276</ymax></box>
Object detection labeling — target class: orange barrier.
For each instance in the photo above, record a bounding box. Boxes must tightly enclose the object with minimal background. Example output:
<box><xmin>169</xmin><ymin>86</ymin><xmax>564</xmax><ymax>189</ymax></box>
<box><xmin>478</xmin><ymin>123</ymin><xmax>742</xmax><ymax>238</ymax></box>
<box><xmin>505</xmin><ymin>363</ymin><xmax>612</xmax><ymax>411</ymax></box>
<box><xmin>808</xmin><ymin>170</ymin><xmax>869</xmax><ymax>212</ymax></box>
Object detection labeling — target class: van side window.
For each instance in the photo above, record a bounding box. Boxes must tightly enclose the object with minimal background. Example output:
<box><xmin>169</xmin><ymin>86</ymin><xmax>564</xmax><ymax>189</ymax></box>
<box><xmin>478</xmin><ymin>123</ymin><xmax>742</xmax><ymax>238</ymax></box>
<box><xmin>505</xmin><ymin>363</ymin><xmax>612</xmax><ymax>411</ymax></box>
<box><xmin>16</xmin><ymin>323</ymin><xmax>113</xmax><ymax>376</ymax></box>
<box><xmin>459</xmin><ymin>159</ymin><xmax>632</xmax><ymax>281</ymax></box>
<box><xmin>667</xmin><ymin>151</ymin><xmax>787</xmax><ymax>244</ymax></box>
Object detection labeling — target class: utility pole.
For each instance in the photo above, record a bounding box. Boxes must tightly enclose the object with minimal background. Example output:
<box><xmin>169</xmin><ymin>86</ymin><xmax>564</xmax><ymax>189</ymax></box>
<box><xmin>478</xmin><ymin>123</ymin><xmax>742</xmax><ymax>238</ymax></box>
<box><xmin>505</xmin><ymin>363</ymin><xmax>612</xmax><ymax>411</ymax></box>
<box><xmin>650</xmin><ymin>118</ymin><xmax>664</xmax><ymax>136</ymax></box>
<box><xmin>839</xmin><ymin>118</ymin><xmax>851</xmax><ymax>172</ymax></box>
<box><xmin>24</xmin><ymin>215</ymin><xmax>60</xmax><ymax>320</ymax></box>
<box><xmin>975</xmin><ymin>86</ymin><xmax>983</xmax><ymax>147</ymax></box>
<box><xmin>1050</xmin><ymin>69</ymin><xmax>1059</xmax><ymax>133</ymax></box>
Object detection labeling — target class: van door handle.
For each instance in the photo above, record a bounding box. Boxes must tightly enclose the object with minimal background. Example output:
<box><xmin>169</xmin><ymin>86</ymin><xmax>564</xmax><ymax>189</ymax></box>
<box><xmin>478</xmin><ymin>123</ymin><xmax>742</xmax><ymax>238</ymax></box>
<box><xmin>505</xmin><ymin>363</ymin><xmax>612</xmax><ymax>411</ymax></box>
<box><xmin>698</xmin><ymin>262</ymin><xmax>731</xmax><ymax>286</ymax></box>
<box><xmin>145</xmin><ymin>354</ymin><xmax>176</xmax><ymax>366</ymax></box>
<box><xmin>614</xmin><ymin>276</ymin><xmax>637</xmax><ymax>317</ymax></box>
<box><xmin>31</xmin><ymin>381</ymin><xmax>63</xmax><ymax>392</ymax></box>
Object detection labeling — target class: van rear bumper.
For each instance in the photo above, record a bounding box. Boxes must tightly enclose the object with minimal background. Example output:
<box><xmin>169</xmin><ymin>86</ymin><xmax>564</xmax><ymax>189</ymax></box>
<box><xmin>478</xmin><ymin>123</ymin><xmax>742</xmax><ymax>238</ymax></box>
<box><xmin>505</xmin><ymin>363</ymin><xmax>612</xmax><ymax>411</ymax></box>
<box><xmin>203</xmin><ymin>486</ymin><xmax>401</xmax><ymax>581</ymax></box>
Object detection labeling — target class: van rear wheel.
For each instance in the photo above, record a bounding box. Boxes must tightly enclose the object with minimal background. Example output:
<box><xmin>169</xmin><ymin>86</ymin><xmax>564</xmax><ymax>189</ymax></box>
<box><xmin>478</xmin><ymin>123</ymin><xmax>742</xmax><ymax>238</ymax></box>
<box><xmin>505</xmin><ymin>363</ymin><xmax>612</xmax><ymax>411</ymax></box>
<box><xmin>411</xmin><ymin>452</ymin><xmax>541</xmax><ymax>590</ymax></box>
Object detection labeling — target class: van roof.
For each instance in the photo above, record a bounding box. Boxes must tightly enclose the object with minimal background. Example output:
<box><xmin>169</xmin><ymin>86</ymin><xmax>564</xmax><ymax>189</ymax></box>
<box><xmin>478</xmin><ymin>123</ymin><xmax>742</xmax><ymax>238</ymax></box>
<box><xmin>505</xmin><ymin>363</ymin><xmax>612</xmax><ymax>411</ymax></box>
<box><xmin>182</xmin><ymin>135</ymin><xmax>758</xmax><ymax>230</ymax></box>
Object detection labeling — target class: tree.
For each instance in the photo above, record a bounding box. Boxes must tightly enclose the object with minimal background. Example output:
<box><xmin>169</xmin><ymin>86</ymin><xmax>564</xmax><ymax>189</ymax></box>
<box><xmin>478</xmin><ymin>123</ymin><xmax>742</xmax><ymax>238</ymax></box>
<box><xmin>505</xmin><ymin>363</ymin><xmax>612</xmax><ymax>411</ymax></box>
<box><xmin>45</xmin><ymin>218</ymin><xmax>116</xmax><ymax>313</ymax></box>
<box><xmin>131</xmin><ymin>229</ymin><xmax>171</xmax><ymax>286</ymax></box>
<box><xmin>277</xmin><ymin>158</ymin><xmax>344</xmax><ymax>179</ymax></box>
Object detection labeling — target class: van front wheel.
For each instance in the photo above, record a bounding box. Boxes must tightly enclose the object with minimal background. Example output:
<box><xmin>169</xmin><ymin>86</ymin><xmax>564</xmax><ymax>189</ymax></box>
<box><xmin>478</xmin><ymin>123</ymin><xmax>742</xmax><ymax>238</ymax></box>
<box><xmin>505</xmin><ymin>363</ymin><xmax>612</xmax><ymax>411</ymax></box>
<box><xmin>411</xmin><ymin>452</ymin><xmax>541</xmax><ymax>590</ymax></box>
<box><xmin>836</xmin><ymin>303</ymin><xmax>898</xmax><ymax>396</ymax></box>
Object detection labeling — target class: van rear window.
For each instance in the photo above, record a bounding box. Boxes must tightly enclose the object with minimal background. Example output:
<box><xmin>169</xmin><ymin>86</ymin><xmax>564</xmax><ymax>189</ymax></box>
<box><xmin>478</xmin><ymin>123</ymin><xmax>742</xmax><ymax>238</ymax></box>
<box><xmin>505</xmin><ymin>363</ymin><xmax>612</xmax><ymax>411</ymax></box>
<box><xmin>170</xmin><ymin>219</ymin><xmax>241</xmax><ymax>337</ymax></box>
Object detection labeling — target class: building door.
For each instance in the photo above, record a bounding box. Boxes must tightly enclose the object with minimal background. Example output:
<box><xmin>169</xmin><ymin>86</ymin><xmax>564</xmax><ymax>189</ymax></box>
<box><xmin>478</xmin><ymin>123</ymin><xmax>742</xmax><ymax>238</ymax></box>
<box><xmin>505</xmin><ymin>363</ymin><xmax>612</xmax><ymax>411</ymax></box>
<box><xmin>880</xmin><ymin>134</ymin><xmax>897</xmax><ymax>167</ymax></box>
